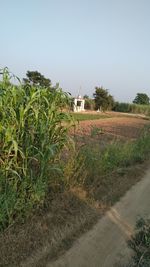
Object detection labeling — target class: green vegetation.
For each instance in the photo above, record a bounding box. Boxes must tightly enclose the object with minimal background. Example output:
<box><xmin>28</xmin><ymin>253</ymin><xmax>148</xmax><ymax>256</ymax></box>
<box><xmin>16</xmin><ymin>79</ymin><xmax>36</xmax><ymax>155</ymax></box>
<box><xmin>83</xmin><ymin>94</ymin><xmax>89</xmax><ymax>99</ymax></box>
<box><xmin>113</xmin><ymin>102</ymin><xmax>150</xmax><ymax>115</ymax></box>
<box><xmin>0</xmin><ymin>65</ymin><xmax>149</xmax><ymax>231</ymax></box>
<box><xmin>133</xmin><ymin>93</ymin><xmax>149</xmax><ymax>105</ymax></box>
<box><xmin>72</xmin><ymin>113</ymin><xmax>111</xmax><ymax>121</ymax></box>
<box><xmin>126</xmin><ymin>218</ymin><xmax>150</xmax><ymax>267</ymax></box>
<box><xmin>93</xmin><ymin>86</ymin><xmax>115</xmax><ymax>111</ymax></box>
<box><xmin>0</xmin><ymin>68</ymin><xmax>72</xmax><ymax>231</ymax></box>
<box><xmin>84</xmin><ymin>98</ymin><xmax>95</xmax><ymax>110</ymax></box>
<box><xmin>1</xmin><ymin>67</ymin><xmax>150</xmax><ymax>266</ymax></box>
<box><xmin>90</xmin><ymin>125</ymin><xmax>105</xmax><ymax>137</ymax></box>
<box><xmin>23</xmin><ymin>70</ymin><xmax>52</xmax><ymax>88</ymax></box>
<box><xmin>79</xmin><ymin>126</ymin><xmax>150</xmax><ymax>190</ymax></box>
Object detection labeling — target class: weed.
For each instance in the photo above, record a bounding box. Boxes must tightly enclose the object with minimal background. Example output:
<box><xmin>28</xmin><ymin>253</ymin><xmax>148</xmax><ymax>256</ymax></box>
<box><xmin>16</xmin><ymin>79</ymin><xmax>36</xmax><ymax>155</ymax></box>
<box><xmin>79</xmin><ymin>126</ymin><xmax>150</xmax><ymax>188</ymax></box>
<box><xmin>126</xmin><ymin>218</ymin><xmax>150</xmax><ymax>267</ymax></box>
<box><xmin>90</xmin><ymin>126</ymin><xmax>104</xmax><ymax>137</ymax></box>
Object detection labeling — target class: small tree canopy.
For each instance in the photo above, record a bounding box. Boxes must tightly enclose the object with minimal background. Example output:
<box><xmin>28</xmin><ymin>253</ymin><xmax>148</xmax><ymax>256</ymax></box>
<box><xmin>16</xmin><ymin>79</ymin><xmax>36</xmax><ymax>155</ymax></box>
<box><xmin>83</xmin><ymin>94</ymin><xmax>89</xmax><ymax>99</ymax></box>
<box><xmin>133</xmin><ymin>93</ymin><xmax>149</xmax><ymax>105</ymax></box>
<box><xmin>93</xmin><ymin>86</ymin><xmax>114</xmax><ymax>111</ymax></box>
<box><xmin>23</xmin><ymin>71</ymin><xmax>51</xmax><ymax>88</ymax></box>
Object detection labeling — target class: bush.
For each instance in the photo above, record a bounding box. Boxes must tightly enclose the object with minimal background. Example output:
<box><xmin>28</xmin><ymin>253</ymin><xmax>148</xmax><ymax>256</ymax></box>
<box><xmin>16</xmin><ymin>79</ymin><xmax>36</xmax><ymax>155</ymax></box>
<box><xmin>0</xmin><ymin>68</ymin><xmax>72</xmax><ymax>230</ymax></box>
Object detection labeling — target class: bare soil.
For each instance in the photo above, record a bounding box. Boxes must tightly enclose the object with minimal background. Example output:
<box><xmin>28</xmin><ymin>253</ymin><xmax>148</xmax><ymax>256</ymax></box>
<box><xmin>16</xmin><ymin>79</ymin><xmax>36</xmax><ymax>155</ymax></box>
<box><xmin>74</xmin><ymin>116</ymin><xmax>149</xmax><ymax>139</ymax></box>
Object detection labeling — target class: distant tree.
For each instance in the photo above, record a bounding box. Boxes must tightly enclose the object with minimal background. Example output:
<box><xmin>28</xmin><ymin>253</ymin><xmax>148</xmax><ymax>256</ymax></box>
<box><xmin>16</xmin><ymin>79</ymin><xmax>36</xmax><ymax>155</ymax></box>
<box><xmin>84</xmin><ymin>98</ymin><xmax>95</xmax><ymax>110</ymax></box>
<box><xmin>113</xmin><ymin>102</ymin><xmax>131</xmax><ymax>113</ymax></box>
<box><xmin>23</xmin><ymin>71</ymin><xmax>51</xmax><ymax>88</ymax></box>
<box><xmin>83</xmin><ymin>94</ymin><xmax>89</xmax><ymax>99</ymax></box>
<box><xmin>107</xmin><ymin>94</ymin><xmax>115</xmax><ymax>110</ymax></box>
<box><xmin>133</xmin><ymin>93</ymin><xmax>149</xmax><ymax>105</ymax></box>
<box><xmin>93</xmin><ymin>86</ymin><xmax>114</xmax><ymax>111</ymax></box>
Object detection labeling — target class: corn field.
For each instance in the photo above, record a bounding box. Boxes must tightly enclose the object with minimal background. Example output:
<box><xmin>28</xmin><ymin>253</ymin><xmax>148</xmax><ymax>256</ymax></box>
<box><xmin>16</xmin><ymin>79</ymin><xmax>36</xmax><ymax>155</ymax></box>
<box><xmin>0</xmin><ymin>68</ymin><xmax>72</xmax><ymax>230</ymax></box>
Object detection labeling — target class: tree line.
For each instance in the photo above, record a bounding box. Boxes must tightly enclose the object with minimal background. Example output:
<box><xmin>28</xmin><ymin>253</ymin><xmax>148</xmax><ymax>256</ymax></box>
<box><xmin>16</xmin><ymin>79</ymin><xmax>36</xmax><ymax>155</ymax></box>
<box><xmin>18</xmin><ymin>70</ymin><xmax>150</xmax><ymax>112</ymax></box>
<box><xmin>84</xmin><ymin>89</ymin><xmax>150</xmax><ymax>112</ymax></box>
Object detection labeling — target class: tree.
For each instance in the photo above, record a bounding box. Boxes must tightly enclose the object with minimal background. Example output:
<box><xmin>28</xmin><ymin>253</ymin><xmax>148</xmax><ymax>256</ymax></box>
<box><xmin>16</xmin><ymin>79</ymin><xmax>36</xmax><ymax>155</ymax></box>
<box><xmin>84</xmin><ymin>98</ymin><xmax>95</xmax><ymax>110</ymax></box>
<box><xmin>93</xmin><ymin>86</ymin><xmax>114</xmax><ymax>111</ymax></box>
<box><xmin>83</xmin><ymin>94</ymin><xmax>89</xmax><ymax>99</ymax></box>
<box><xmin>133</xmin><ymin>93</ymin><xmax>149</xmax><ymax>105</ymax></box>
<box><xmin>23</xmin><ymin>71</ymin><xmax>51</xmax><ymax>88</ymax></box>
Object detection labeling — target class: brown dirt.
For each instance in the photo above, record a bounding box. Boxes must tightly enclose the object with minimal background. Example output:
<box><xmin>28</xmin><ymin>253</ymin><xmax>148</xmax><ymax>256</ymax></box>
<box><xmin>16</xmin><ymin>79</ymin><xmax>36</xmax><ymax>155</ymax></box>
<box><xmin>74</xmin><ymin>116</ymin><xmax>149</xmax><ymax>139</ymax></box>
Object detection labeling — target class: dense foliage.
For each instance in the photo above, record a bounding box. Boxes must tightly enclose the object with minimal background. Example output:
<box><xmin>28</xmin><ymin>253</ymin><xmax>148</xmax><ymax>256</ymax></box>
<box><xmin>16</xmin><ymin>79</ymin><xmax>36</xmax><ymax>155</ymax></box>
<box><xmin>23</xmin><ymin>70</ymin><xmax>52</xmax><ymax>88</ymax></box>
<box><xmin>0</xmin><ymin>68</ymin><xmax>72</xmax><ymax>230</ymax></box>
<box><xmin>93</xmin><ymin>87</ymin><xmax>115</xmax><ymax>111</ymax></box>
<box><xmin>133</xmin><ymin>93</ymin><xmax>149</xmax><ymax>105</ymax></box>
<box><xmin>113</xmin><ymin>102</ymin><xmax>150</xmax><ymax>115</ymax></box>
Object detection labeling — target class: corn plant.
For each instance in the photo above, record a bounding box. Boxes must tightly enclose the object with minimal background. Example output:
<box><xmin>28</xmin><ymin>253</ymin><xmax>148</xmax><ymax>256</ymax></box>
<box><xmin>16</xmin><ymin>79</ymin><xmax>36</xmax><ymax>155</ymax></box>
<box><xmin>0</xmin><ymin>68</ymin><xmax>73</xmax><ymax>230</ymax></box>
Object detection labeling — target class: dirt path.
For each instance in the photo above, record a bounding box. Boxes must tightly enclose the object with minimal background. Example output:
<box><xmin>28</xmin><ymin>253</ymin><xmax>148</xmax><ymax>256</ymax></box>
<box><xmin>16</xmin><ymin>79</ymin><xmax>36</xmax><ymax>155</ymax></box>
<box><xmin>47</xmin><ymin>169</ymin><xmax>150</xmax><ymax>267</ymax></box>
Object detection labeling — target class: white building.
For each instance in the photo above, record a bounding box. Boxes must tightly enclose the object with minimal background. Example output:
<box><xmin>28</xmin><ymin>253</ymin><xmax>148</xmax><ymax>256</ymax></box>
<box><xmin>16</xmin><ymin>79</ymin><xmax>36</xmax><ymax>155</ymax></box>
<box><xmin>73</xmin><ymin>95</ymin><xmax>85</xmax><ymax>112</ymax></box>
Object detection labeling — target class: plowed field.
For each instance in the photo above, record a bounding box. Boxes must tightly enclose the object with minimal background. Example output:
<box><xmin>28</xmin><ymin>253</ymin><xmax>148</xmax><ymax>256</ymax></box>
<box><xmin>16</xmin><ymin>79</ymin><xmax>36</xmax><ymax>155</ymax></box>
<box><xmin>74</xmin><ymin>116</ymin><xmax>149</xmax><ymax>140</ymax></box>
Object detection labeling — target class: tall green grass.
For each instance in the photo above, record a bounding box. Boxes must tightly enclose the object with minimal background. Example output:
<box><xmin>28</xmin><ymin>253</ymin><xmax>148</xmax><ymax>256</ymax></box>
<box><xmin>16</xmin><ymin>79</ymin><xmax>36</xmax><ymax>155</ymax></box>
<box><xmin>0</xmin><ymin>68</ymin><xmax>72</xmax><ymax>230</ymax></box>
<box><xmin>113</xmin><ymin>102</ymin><xmax>150</xmax><ymax>115</ymax></box>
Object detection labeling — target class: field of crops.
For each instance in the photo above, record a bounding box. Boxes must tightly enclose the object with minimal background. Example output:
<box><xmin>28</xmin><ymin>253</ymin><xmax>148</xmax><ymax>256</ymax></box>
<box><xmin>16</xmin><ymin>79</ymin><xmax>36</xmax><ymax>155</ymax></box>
<box><xmin>0</xmin><ymin>68</ymin><xmax>73</xmax><ymax>230</ymax></box>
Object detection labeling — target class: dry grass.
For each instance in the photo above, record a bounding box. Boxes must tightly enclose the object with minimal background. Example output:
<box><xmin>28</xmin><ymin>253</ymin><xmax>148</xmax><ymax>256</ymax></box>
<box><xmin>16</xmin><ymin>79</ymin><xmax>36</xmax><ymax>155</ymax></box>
<box><xmin>0</xmin><ymin>162</ymin><xmax>149</xmax><ymax>267</ymax></box>
<box><xmin>0</xmin><ymin>191</ymin><xmax>98</xmax><ymax>267</ymax></box>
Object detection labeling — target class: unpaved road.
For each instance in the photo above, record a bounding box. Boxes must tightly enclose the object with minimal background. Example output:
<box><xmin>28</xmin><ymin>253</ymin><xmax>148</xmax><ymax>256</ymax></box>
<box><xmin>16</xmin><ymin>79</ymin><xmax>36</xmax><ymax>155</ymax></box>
<box><xmin>48</xmin><ymin>168</ymin><xmax>150</xmax><ymax>267</ymax></box>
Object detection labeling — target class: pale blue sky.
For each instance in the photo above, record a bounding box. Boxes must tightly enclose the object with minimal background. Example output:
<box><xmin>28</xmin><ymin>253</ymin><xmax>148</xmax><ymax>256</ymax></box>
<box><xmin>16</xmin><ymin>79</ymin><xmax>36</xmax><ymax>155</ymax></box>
<box><xmin>0</xmin><ymin>0</ymin><xmax>150</xmax><ymax>102</ymax></box>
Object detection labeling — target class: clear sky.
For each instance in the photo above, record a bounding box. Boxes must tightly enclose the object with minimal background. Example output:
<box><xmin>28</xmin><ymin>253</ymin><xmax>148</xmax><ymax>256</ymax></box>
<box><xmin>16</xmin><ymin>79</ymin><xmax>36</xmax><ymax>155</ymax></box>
<box><xmin>1</xmin><ymin>0</ymin><xmax>150</xmax><ymax>102</ymax></box>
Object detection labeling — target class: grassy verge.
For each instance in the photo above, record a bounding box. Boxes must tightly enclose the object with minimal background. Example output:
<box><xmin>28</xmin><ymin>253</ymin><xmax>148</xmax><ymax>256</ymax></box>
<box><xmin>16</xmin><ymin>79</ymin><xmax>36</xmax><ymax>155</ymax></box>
<box><xmin>72</xmin><ymin>112</ymin><xmax>111</xmax><ymax>121</ymax></box>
